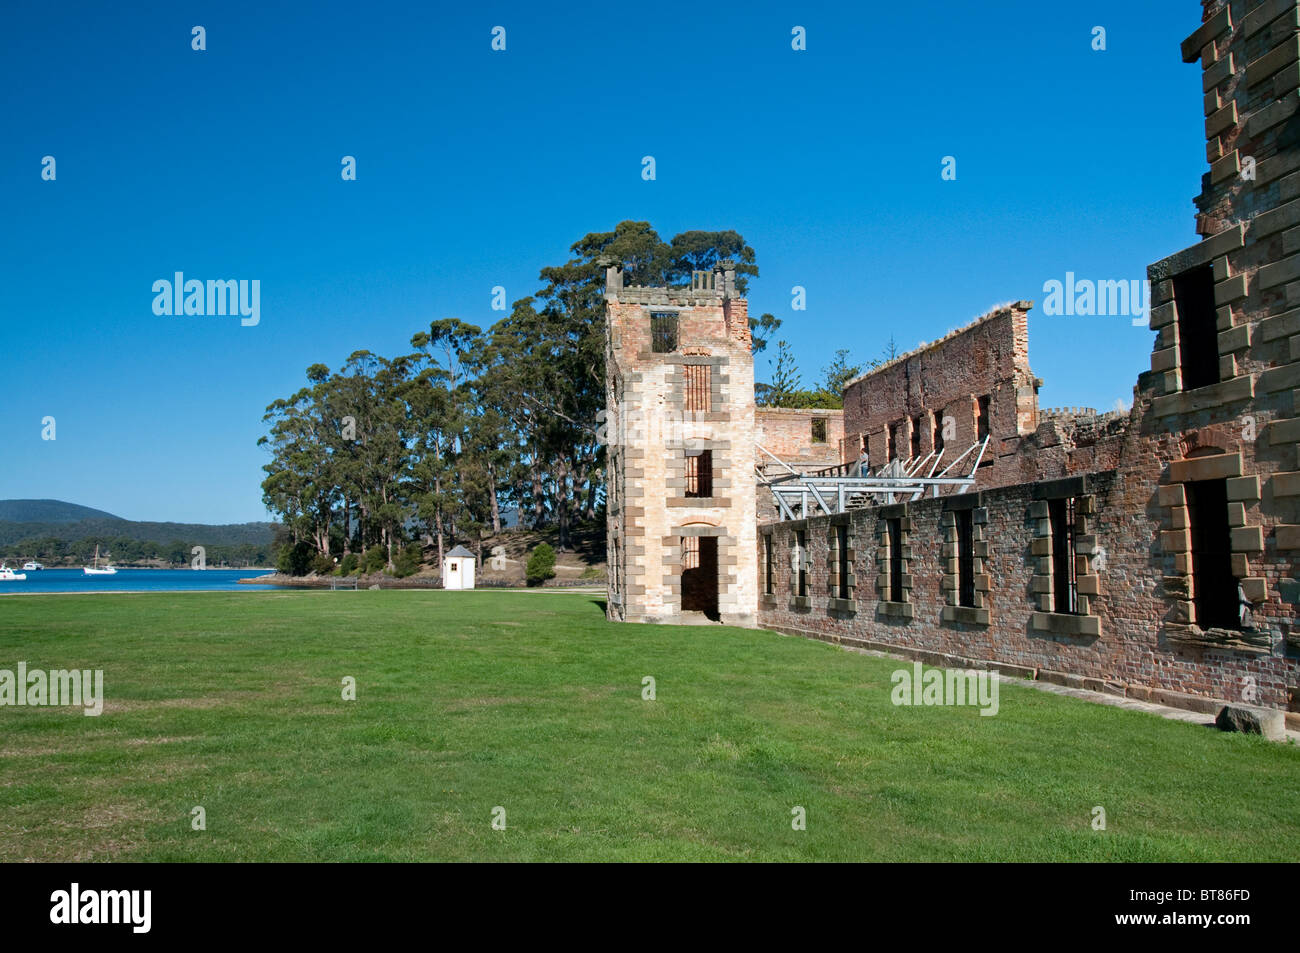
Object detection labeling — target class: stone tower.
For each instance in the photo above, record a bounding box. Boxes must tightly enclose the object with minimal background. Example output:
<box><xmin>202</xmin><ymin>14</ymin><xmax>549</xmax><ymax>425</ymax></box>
<box><xmin>603</xmin><ymin>260</ymin><xmax>758</xmax><ymax>626</ymax></box>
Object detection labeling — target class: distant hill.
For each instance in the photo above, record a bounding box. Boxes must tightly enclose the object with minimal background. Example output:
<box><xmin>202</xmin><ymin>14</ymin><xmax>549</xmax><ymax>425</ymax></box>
<box><xmin>0</xmin><ymin>499</ymin><xmax>275</xmax><ymax>548</ymax></box>
<box><xmin>0</xmin><ymin>499</ymin><xmax>122</xmax><ymax>523</ymax></box>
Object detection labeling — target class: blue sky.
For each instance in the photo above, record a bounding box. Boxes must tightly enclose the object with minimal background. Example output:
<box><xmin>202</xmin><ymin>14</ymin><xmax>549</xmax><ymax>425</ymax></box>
<box><xmin>1</xmin><ymin>0</ymin><xmax>1207</xmax><ymax>523</ymax></box>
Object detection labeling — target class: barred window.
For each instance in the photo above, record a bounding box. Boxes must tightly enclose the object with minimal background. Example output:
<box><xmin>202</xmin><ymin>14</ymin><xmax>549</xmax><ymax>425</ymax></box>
<box><xmin>811</xmin><ymin>418</ymin><xmax>827</xmax><ymax>444</ymax></box>
<box><xmin>685</xmin><ymin>450</ymin><xmax>712</xmax><ymax>498</ymax></box>
<box><xmin>684</xmin><ymin>364</ymin><xmax>711</xmax><ymax>412</ymax></box>
<box><xmin>650</xmin><ymin>312</ymin><xmax>678</xmax><ymax>353</ymax></box>
<box><xmin>682</xmin><ymin>535</ymin><xmax>700</xmax><ymax>571</ymax></box>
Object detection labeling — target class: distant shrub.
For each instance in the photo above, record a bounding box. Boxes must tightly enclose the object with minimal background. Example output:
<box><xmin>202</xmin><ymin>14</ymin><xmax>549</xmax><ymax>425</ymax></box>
<box><xmin>362</xmin><ymin>545</ymin><xmax>388</xmax><ymax>574</ymax></box>
<box><xmin>393</xmin><ymin>544</ymin><xmax>423</xmax><ymax>578</ymax></box>
<box><xmin>339</xmin><ymin>553</ymin><xmax>359</xmax><ymax>576</ymax></box>
<box><xmin>276</xmin><ymin>541</ymin><xmax>315</xmax><ymax>576</ymax></box>
<box><xmin>525</xmin><ymin>544</ymin><xmax>556</xmax><ymax>587</ymax></box>
<box><xmin>310</xmin><ymin>554</ymin><xmax>335</xmax><ymax>576</ymax></box>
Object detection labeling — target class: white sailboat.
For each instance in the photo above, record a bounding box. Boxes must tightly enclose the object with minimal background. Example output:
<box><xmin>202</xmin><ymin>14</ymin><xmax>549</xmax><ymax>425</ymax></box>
<box><xmin>0</xmin><ymin>564</ymin><xmax>27</xmax><ymax>581</ymax></box>
<box><xmin>84</xmin><ymin>545</ymin><xmax>118</xmax><ymax>575</ymax></box>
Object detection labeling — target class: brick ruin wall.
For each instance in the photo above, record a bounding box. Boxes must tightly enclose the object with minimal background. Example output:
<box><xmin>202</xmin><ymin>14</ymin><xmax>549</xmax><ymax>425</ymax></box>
<box><xmin>756</xmin><ymin>407</ymin><xmax>844</xmax><ymax>464</ymax></box>
<box><xmin>757</xmin><ymin>0</ymin><xmax>1300</xmax><ymax>719</ymax></box>
<box><xmin>754</xmin><ymin>408</ymin><xmax>843</xmax><ymax>522</ymax></box>
<box><xmin>841</xmin><ymin>304</ymin><xmax>1040</xmax><ymax>490</ymax></box>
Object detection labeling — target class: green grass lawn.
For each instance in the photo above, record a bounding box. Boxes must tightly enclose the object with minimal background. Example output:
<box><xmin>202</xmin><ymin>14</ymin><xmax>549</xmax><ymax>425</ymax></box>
<box><xmin>0</xmin><ymin>590</ymin><xmax>1296</xmax><ymax>861</ymax></box>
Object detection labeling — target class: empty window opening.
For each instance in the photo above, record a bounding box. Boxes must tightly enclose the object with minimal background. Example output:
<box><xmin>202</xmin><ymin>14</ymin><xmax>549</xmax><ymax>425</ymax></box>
<box><xmin>976</xmin><ymin>396</ymin><xmax>990</xmax><ymax>442</ymax></box>
<box><xmin>1049</xmin><ymin>497</ymin><xmax>1079</xmax><ymax>614</ymax></box>
<box><xmin>910</xmin><ymin>416</ymin><xmax>922</xmax><ymax>459</ymax></box>
<box><xmin>1173</xmin><ymin>265</ymin><xmax>1220</xmax><ymax>392</ymax></box>
<box><xmin>955</xmin><ymin>509</ymin><xmax>976</xmax><ymax>608</ymax></box>
<box><xmin>1185</xmin><ymin>478</ymin><xmax>1237</xmax><ymax>629</ymax></box>
<box><xmin>835</xmin><ymin>523</ymin><xmax>850</xmax><ymax>598</ymax></box>
<box><xmin>681</xmin><ymin>535</ymin><xmax>719</xmax><ymax>620</ymax></box>
<box><xmin>763</xmin><ymin>535</ymin><xmax>774</xmax><ymax>595</ymax></box>
<box><xmin>650</xmin><ymin>311</ymin><xmax>678</xmax><ymax>353</ymax></box>
<box><xmin>811</xmin><ymin>417</ymin><xmax>827</xmax><ymax>444</ymax></box>
<box><xmin>795</xmin><ymin>529</ymin><xmax>807</xmax><ymax>597</ymax></box>
<box><xmin>932</xmin><ymin>410</ymin><xmax>945</xmax><ymax>454</ymax></box>
<box><xmin>683</xmin><ymin>364</ymin><xmax>711</xmax><ymax>412</ymax></box>
<box><xmin>888</xmin><ymin>421</ymin><xmax>903</xmax><ymax>461</ymax></box>
<box><xmin>887</xmin><ymin>517</ymin><xmax>904</xmax><ymax>603</ymax></box>
<box><xmin>684</xmin><ymin>450</ymin><xmax>712</xmax><ymax>498</ymax></box>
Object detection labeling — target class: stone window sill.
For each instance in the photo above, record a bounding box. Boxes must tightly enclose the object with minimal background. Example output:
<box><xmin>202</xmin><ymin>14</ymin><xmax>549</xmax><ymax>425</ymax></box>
<box><xmin>878</xmin><ymin>600</ymin><xmax>914</xmax><ymax>620</ymax></box>
<box><xmin>790</xmin><ymin>596</ymin><xmax>812</xmax><ymax>610</ymax></box>
<box><xmin>942</xmin><ymin>605</ymin><xmax>990</xmax><ymax>626</ymax></box>
<box><xmin>1030</xmin><ymin>611</ymin><xmax>1100</xmax><ymax>637</ymax></box>
<box><xmin>1165</xmin><ymin>624</ymin><xmax>1271</xmax><ymax>654</ymax></box>
<box><xmin>827</xmin><ymin>597</ymin><xmax>855</xmax><ymax>614</ymax></box>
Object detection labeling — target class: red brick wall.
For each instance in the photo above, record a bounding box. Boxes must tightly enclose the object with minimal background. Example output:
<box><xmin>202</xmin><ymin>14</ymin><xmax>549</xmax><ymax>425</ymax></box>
<box><xmin>756</xmin><ymin>408</ymin><xmax>844</xmax><ymax>464</ymax></box>
<box><xmin>757</xmin><ymin>459</ymin><xmax>1299</xmax><ymax>711</ymax></box>
<box><xmin>841</xmin><ymin>304</ymin><xmax>1038</xmax><ymax>489</ymax></box>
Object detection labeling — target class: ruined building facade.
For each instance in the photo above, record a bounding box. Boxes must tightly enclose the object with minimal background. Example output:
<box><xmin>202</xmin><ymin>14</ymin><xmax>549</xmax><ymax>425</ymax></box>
<box><xmin>605</xmin><ymin>0</ymin><xmax>1300</xmax><ymax>723</ymax></box>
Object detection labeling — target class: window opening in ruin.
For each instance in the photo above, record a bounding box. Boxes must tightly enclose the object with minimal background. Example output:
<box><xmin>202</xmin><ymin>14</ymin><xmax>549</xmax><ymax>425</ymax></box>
<box><xmin>910</xmin><ymin>416</ymin><xmax>922</xmax><ymax>459</ymax></box>
<box><xmin>764</xmin><ymin>535</ymin><xmax>774</xmax><ymax>595</ymax></box>
<box><xmin>888</xmin><ymin>421</ymin><xmax>901</xmax><ymax>460</ymax></box>
<box><xmin>956</xmin><ymin>509</ymin><xmax>976</xmax><ymax>608</ymax></box>
<box><xmin>932</xmin><ymin>410</ymin><xmax>944</xmax><ymax>454</ymax></box>
<box><xmin>684</xmin><ymin>449</ymin><xmax>712</xmax><ymax>498</ymax></box>
<box><xmin>1173</xmin><ymin>265</ymin><xmax>1220</xmax><ymax>392</ymax></box>
<box><xmin>976</xmin><ymin>396</ymin><xmax>990</xmax><ymax>442</ymax></box>
<box><xmin>683</xmin><ymin>364</ymin><xmax>711</xmax><ymax>412</ymax></box>
<box><xmin>796</xmin><ymin>529</ymin><xmax>807</xmax><ymax>597</ymax></box>
<box><xmin>887</xmin><ymin>517</ymin><xmax>903</xmax><ymax>603</ymax></box>
<box><xmin>650</xmin><ymin>311</ymin><xmax>678</xmax><ymax>353</ymax></box>
<box><xmin>1049</xmin><ymin>496</ymin><xmax>1079</xmax><ymax>614</ymax></box>
<box><xmin>835</xmin><ymin>523</ymin><xmax>849</xmax><ymax>598</ymax></box>
<box><xmin>1185</xmin><ymin>478</ymin><xmax>1237</xmax><ymax>629</ymax></box>
<box><xmin>811</xmin><ymin>418</ymin><xmax>827</xmax><ymax>444</ymax></box>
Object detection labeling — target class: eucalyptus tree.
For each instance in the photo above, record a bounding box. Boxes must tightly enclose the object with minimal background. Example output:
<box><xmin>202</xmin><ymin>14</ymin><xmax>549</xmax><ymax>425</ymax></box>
<box><xmin>406</xmin><ymin>318</ymin><xmax>481</xmax><ymax>568</ymax></box>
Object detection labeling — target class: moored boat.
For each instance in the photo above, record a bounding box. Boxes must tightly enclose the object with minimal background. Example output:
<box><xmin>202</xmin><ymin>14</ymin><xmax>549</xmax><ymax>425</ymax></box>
<box><xmin>84</xmin><ymin>546</ymin><xmax>118</xmax><ymax>576</ymax></box>
<box><xmin>0</xmin><ymin>565</ymin><xmax>28</xmax><ymax>581</ymax></box>
<box><xmin>22</xmin><ymin>561</ymin><xmax>43</xmax><ymax>571</ymax></box>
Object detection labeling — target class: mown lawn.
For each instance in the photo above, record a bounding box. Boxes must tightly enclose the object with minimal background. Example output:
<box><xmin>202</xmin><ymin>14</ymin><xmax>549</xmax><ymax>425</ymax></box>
<box><xmin>0</xmin><ymin>590</ymin><xmax>1295</xmax><ymax>861</ymax></box>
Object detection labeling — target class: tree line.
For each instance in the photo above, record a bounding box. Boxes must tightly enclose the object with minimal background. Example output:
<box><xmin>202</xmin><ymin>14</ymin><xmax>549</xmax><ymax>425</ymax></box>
<box><xmin>0</xmin><ymin>536</ymin><xmax>272</xmax><ymax>568</ymax></box>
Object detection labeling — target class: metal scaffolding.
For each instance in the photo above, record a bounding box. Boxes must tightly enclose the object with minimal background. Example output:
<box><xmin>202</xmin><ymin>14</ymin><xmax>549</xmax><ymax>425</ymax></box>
<box><xmin>756</xmin><ymin>437</ymin><xmax>990</xmax><ymax>522</ymax></box>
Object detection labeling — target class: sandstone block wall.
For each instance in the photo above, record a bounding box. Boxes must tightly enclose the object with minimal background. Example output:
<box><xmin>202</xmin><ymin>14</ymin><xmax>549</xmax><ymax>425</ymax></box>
<box><xmin>605</xmin><ymin>264</ymin><xmax>759</xmax><ymax>627</ymax></box>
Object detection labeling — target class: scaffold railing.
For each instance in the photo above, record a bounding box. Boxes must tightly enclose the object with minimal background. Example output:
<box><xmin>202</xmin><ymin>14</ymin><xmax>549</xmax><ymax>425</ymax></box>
<box><xmin>756</xmin><ymin>437</ymin><xmax>990</xmax><ymax>521</ymax></box>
